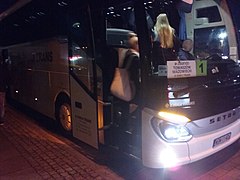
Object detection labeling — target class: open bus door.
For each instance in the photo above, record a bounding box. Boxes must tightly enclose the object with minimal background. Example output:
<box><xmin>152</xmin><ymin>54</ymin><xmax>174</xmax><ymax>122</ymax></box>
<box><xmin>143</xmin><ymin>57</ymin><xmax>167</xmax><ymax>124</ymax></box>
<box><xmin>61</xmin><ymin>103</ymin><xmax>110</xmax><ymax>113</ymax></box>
<box><xmin>68</xmin><ymin>6</ymin><xmax>99</xmax><ymax>149</ymax></box>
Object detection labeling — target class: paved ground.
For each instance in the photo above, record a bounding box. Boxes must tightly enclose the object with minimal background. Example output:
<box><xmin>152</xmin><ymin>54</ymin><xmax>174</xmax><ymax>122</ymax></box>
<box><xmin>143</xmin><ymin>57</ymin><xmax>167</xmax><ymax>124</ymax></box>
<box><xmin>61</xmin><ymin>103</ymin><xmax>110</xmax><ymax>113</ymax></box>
<box><xmin>1</xmin><ymin>105</ymin><xmax>240</xmax><ymax>180</ymax></box>
<box><xmin>0</xmin><ymin>105</ymin><xmax>123</xmax><ymax>180</ymax></box>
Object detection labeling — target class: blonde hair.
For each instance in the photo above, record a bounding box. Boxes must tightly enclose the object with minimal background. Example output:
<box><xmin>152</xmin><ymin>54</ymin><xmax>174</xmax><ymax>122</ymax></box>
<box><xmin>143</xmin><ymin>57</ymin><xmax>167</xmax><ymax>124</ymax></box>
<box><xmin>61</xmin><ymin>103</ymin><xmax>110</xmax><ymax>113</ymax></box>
<box><xmin>155</xmin><ymin>13</ymin><xmax>174</xmax><ymax>48</ymax></box>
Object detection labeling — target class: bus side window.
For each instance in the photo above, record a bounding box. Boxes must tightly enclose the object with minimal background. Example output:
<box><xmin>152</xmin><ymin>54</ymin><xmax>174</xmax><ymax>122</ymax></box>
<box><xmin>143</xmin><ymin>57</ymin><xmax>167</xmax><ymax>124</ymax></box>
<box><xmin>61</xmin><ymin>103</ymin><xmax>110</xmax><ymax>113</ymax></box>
<box><xmin>196</xmin><ymin>6</ymin><xmax>222</xmax><ymax>23</ymax></box>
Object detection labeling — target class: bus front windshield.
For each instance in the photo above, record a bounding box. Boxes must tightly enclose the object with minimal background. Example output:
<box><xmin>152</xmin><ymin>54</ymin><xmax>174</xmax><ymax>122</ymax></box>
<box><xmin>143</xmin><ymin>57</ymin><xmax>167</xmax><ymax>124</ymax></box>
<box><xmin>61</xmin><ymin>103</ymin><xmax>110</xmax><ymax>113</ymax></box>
<box><xmin>106</xmin><ymin>0</ymin><xmax>240</xmax><ymax>120</ymax></box>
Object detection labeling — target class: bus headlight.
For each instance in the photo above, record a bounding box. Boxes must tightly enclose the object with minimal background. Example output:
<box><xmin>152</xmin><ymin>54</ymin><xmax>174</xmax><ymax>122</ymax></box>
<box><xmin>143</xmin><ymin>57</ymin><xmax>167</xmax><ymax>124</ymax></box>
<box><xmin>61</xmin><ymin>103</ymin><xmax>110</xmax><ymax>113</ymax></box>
<box><xmin>151</xmin><ymin>118</ymin><xmax>192</xmax><ymax>142</ymax></box>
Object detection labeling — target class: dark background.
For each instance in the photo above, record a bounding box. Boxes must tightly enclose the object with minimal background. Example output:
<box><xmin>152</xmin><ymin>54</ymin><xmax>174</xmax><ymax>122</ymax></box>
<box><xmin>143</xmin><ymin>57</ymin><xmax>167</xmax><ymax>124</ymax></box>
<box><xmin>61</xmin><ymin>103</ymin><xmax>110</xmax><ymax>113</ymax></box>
<box><xmin>0</xmin><ymin>0</ymin><xmax>17</xmax><ymax>14</ymax></box>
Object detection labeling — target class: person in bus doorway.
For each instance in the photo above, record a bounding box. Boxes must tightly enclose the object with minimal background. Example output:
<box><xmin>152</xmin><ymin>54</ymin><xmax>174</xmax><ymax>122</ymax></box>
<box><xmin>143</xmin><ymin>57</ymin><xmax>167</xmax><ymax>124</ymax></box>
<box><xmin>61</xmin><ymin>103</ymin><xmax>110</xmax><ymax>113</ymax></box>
<box><xmin>0</xmin><ymin>51</ymin><xmax>8</xmax><ymax>125</ymax></box>
<box><xmin>112</xmin><ymin>32</ymin><xmax>140</xmax><ymax>150</ymax></box>
<box><xmin>152</xmin><ymin>13</ymin><xmax>181</xmax><ymax>70</ymax></box>
<box><xmin>112</xmin><ymin>32</ymin><xmax>140</xmax><ymax>103</ymax></box>
<box><xmin>115</xmin><ymin>32</ymin><xmax>140</xmax><ymax>116</ymax></box>
<box><xmin>178</xmin><ymin>39</ymin><xmax>196</xmax><ymax>60</ymax></box>
<box><xmin>124</xmin><ymin>32</ymin><xmax>140</xmax><ymax>99</ymax></box>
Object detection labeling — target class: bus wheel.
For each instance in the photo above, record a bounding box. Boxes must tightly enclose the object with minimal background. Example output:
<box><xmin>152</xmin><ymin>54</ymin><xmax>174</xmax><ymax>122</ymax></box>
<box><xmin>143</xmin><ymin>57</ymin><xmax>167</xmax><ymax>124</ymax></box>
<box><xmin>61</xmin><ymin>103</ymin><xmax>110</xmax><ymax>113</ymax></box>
<box><xmin>56</xmin><ymin>100</ymin><xmax>72</xmax><ymax>133</ymax></box>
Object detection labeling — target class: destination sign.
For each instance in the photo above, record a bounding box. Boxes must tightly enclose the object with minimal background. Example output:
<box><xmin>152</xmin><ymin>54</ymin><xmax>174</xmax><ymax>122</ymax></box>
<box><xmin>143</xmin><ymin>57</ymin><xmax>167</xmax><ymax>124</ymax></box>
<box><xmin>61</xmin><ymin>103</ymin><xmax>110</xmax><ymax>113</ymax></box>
<box><xmin>167</xmin><ymin>61</ymin><xmax>196</xmax><ymax>78</ymax></box>
<box><xmin>157</xmin><ymin>60</ymin><xmax>208</xmax><ymax>78</ymax></box>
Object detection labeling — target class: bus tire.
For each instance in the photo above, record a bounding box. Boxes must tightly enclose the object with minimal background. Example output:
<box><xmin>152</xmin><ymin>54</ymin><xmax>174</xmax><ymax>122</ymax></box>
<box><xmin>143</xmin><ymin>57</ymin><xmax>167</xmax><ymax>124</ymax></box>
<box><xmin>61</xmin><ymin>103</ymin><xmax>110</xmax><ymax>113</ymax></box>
<box><xmin>55</xmin><ymin>97</ymin><xmax>72</xmax><ymax>134</ymax></box>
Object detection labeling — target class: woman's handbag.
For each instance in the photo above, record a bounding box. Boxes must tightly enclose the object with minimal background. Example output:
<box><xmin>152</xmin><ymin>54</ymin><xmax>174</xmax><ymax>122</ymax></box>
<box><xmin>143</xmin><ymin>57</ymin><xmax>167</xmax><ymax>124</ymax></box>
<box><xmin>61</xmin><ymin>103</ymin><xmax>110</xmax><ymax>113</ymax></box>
<box><xmin>110</xmin><ymin>67</ymin><xmax>135</xmax><ymax>101</ymax></box>
<box><xmin>110</xmin><ymin>49</ymin><xmax>136</xmax><ymax>101</ymax></box>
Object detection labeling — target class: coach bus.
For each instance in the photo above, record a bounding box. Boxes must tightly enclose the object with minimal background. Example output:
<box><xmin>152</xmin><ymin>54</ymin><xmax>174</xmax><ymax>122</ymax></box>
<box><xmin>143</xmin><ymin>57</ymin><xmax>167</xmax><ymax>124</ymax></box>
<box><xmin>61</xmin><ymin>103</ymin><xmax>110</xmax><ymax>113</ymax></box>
<box><xmin>0</xmin><ymin>0</ymin><xmax>240</xmax><ymax>168</ymax></box>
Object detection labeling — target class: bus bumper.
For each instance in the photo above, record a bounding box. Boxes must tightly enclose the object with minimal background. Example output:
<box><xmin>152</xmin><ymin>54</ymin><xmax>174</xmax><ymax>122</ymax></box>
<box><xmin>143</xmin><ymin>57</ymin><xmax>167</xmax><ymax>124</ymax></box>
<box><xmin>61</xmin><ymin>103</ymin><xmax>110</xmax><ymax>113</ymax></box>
<box><xmin>142</xmin><ymin>108</ymin><xmax>240</xmax><ymax>168</ymax></box>
<box><xmin>187</xmin><ymin>118</ymin><xmax>240</xmax><ymax>163</ymax></box>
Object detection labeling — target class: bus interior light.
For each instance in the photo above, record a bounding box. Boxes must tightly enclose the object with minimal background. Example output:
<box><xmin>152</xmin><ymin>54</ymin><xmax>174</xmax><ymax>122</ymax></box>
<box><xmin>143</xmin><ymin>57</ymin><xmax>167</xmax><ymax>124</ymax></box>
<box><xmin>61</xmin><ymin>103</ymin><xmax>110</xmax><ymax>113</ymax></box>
<box><xmin>218</xmin><ymin>32</ymin><xmax>227</xmax><ymax>39</ymax></box>
<box><xmin>69</xmin><ymin>56</ymin><xmax>82</xmax><ymax>61</ymax></box>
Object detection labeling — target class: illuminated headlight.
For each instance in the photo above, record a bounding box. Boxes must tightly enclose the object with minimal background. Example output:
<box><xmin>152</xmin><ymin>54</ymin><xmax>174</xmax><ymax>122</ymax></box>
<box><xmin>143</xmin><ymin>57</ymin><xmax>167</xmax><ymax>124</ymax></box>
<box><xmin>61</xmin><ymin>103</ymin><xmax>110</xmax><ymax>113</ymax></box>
<box><xmin>160</xmin><ymin>122</ymin><xmax>192</xmax><ymax>142</ymax></box>
<box><xmin>151</xmin><ymin>118</ymin><xmax>192</xmax><ymax>142</ymax></box>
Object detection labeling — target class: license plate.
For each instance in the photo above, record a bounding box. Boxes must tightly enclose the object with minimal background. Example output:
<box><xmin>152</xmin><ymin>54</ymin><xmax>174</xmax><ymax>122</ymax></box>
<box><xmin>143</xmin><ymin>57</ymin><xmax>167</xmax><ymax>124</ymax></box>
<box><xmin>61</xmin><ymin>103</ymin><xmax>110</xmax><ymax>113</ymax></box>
<box><xmin>213</xmin><ymin>132</ymin><xmax>231</xmax><ymax>148</ymax></box>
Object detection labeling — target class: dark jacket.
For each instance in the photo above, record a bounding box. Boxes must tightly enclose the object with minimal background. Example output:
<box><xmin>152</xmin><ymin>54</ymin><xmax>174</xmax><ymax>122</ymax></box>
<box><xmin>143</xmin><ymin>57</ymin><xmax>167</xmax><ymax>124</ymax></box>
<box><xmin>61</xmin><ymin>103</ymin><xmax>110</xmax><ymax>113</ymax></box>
<box><xmin>123</xmin><ymin>49</ymin><xmax>140</xmax><ymax>89</ymax></box>
<box><xmin>152</xmin><ymin>36</ymin><xmax>181</xmax><ymax>69</ymax></box>
<box><xmin>0</xmin><ymin>61</ymin><xmax>8</xmax><ymax>92</ymax></box>
<box><xmin>178</xmin><ymin>49</ymin><xmax>195</xmax><ymax>60</ymax></box>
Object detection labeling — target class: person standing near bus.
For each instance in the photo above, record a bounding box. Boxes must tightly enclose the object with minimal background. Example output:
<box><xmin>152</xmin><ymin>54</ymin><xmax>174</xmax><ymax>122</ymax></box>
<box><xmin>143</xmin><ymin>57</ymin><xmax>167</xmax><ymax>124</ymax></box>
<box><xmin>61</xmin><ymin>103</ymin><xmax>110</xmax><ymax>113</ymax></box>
<box><xmin>152</xmin><ymin>13</ymin><xmax>181</xmax><ymax>69</ymax></box>
<box><xmin>0</xmin><ymin>50</ymin><xmax>8</xmax><ymax>125</ymax></box>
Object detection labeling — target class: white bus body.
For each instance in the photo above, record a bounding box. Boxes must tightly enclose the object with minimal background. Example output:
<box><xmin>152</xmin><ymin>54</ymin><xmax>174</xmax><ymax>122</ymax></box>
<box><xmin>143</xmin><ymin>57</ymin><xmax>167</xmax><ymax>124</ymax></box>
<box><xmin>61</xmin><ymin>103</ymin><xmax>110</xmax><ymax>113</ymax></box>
<box><xmin>1</xmin><ymin>0</ymin><xmax>240</xmax><ymax>169</ymax></box>
<box><xmin>8</xmin><ymin>38</ymin><xmax>69</xmax><ymax>119</ymax></box>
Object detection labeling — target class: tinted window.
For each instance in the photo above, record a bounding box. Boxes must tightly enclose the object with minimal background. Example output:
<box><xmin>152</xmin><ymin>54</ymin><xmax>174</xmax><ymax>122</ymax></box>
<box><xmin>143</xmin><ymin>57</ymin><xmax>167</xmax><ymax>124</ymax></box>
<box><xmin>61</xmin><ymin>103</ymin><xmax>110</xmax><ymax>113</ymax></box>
<box><xmin>69</xmin><ymin>9</ymin><xmax>95</xmax><ymax>93</ymax></box>
<box><xmin>197</xmin><ymin>6</ymin><xmax>221</xmax><ymax>23</ymax></box>
<box><xmin>194</xmin><ymin>26</ymin><xmax>229</xmax><ymax>58</ymax></box>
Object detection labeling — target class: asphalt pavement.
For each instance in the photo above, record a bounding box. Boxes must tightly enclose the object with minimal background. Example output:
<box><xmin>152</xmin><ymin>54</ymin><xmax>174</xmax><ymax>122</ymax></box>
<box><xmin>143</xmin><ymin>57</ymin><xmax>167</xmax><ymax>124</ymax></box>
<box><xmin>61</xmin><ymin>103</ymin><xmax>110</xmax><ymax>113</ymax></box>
<box><xmin>1</xmin><ymin>104</ymin><xmax>240</xmax><ymax>180</ymax></box>
<box><xmin>0</xmin><ymin>105</ymin><xmax>123</xmax><ymax>180</ymax></box>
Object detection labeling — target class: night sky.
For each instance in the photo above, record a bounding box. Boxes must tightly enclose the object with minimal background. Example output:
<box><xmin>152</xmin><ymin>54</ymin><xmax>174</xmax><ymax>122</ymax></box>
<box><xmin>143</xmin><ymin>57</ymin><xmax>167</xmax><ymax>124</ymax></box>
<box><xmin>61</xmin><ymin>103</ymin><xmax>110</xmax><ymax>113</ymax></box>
<box><xmin>0</xmin><ymin>0</ymin><xmax>17</xmax><ymax>14</ymax></box>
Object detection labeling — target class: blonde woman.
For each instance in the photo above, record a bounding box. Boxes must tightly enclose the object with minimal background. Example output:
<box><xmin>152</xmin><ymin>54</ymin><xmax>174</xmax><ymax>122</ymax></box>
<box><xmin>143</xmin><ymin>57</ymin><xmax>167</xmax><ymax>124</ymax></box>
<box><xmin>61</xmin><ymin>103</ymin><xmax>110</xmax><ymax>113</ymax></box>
<box><xmin>152</xmin><ymin>13</ymin><xmax>180</xmax><ymax>68</ymax></box>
